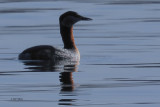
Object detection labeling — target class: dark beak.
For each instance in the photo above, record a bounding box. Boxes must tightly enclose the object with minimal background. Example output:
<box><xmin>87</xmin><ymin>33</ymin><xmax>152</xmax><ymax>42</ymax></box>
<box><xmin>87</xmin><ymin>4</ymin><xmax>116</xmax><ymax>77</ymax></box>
<box><xmin>80</xmin><ymin>16</ymin><xmax>92</xmax><ymax>21</ymax></box>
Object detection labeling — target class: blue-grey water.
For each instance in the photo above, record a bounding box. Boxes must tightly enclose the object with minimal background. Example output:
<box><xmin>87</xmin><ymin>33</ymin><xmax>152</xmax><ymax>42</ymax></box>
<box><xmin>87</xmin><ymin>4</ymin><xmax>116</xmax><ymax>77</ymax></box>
<box><xmin>1</xmin><ymin>0</ymin><xmax>160</xmax><ymax>106</ymax></box>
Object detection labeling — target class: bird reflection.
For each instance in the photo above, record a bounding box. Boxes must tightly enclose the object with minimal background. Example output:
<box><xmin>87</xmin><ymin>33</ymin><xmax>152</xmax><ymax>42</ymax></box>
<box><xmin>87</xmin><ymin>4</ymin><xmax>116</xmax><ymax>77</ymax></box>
<box><xmin>20</xmin><ymin>59</ymin><xmax>79</xmax><ymax>105</ymax></box>
<box><xmin>21</xmin><ymin>59</ymin><xmax>79</xmax><ymax>72</ymax></box>
<box><xmin>60</xmin><ymin>66</ymin><xmax>75</xmax><ymax>92</ymax></box>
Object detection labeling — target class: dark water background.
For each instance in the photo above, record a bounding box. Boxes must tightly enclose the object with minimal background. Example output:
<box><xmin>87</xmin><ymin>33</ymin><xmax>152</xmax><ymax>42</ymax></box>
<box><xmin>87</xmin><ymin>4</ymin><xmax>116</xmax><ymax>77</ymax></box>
<box><xmin>1</xmin><ymin>0</ymin><xmax>160</xmax><ymax>106</ymax></box>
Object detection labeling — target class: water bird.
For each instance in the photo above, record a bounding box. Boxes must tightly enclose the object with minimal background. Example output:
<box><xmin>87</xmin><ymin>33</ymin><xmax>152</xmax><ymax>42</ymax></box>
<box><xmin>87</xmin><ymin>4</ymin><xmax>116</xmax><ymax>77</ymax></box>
<box><xmin>18</xmin><ymin>11</ymin><xmax>92</xmax><ymax>61</ymax></box>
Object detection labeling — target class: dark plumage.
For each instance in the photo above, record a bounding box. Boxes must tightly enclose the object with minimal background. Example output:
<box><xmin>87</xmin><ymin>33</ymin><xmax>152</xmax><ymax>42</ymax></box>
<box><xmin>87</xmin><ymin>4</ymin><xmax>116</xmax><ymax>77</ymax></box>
<box><xmin>19</xmin><ymin>11</ymin><xmax>92</xmax><ymax>60</ymax></box>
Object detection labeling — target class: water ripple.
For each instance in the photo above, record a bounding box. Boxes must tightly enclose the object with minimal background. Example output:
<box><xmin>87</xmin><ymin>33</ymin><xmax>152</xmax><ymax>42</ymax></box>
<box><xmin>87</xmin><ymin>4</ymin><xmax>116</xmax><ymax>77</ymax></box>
<box><xmin>0</xmin><ymin>8</ymin><xmax>64</xmax><ymax>14</ymax></box>
<box><xmin>88</xmin><ymin>63</ymin><xmax>160</xmax><ymax>68</ymax></box>
<box><xmin>81</xmin><ymin>78</ymin><xmax>160</xmax><ymax>89</ymax></box>
<box><xmin>107</xmin><ymin>0</ymin><xmax>160</xmax><ymax>5</ymax></box>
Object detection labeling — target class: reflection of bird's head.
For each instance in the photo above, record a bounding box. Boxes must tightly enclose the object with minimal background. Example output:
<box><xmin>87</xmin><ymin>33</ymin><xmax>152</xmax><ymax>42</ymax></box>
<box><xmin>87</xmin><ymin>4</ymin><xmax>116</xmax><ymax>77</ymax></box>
<box><xmin>59</xmin><ymin>11</ymin><xmax>92</xmax><ymax>27</ymax></box>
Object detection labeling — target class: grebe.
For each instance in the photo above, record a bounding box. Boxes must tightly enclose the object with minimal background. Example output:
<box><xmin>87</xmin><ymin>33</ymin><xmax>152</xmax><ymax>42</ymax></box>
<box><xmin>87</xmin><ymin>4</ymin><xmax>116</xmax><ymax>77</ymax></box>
<box><xmin>18</xmin><ymin>11</ymin><xmax>92</xmax><ymax>61</ymax></box>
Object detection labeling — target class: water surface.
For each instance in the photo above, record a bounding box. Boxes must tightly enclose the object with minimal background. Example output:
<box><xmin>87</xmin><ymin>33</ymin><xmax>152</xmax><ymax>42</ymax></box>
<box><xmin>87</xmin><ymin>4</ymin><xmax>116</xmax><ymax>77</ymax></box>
<box><xmin>1</xmin><ymin>0</ymin><xmax>160</xmax><ymax>107</ymax></box>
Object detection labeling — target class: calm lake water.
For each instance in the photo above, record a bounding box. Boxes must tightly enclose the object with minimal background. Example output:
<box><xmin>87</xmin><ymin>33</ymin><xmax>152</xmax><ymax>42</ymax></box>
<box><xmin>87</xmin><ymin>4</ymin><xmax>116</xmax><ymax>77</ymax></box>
<box><xmin>1</xmin><ymin>0</ymin><xmax>160</xmax><ymax>106</ymax></box>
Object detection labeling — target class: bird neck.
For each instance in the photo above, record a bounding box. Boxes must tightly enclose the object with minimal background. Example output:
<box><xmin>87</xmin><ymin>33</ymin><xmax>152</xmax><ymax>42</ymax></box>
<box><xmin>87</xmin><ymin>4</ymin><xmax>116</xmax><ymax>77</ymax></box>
<box><xmin>60</xmin><ymin>24</ymin><xmax>77</xmax><ymax>50</ymax></box>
